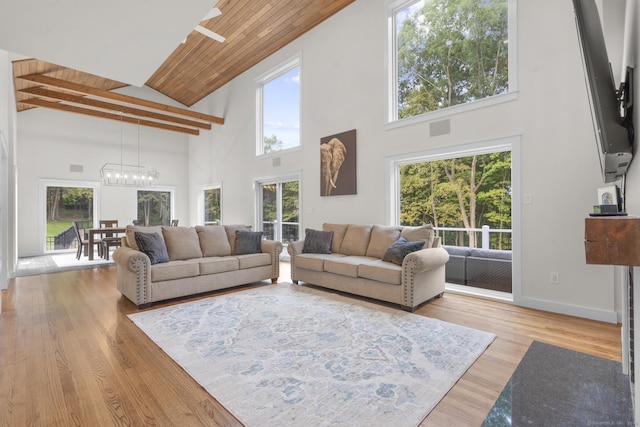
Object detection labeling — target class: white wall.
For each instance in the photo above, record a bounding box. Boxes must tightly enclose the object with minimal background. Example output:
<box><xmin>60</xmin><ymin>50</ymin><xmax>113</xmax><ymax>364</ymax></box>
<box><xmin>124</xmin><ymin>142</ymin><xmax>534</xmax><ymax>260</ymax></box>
<box><xmin>16</xmin><ymin>85</ymin><xmax>191</xmax><ymax>256</ymax></box>
<box><xmin>190</xmin><ymin>0</ymin><xmax>619</xmax><ymax>321</ymax></box>
<box><xmin>0</xmin><ymin>49</ymin><xmax>15</xmax><ymax>290</ymax></box>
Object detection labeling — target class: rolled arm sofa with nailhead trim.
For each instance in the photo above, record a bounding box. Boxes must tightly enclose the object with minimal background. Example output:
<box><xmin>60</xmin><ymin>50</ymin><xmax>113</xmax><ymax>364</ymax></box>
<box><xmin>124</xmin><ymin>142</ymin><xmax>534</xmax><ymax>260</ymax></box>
<box><xmin>113</xmin><ymin>225</ymin><xmax>282</xmax><ymax>308</ymax></box>
<box><xmin>287</xmin><ymin>223</ymin><xmax>449</xmax><ymax>312</ymax></box>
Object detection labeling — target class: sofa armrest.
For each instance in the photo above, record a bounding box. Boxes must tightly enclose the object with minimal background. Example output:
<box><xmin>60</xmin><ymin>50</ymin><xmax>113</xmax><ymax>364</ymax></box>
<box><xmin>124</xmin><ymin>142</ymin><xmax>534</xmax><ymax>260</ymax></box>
<box><xmin>287</xmin><ymin>240</ymin><xmax>304</xmax><ymax>257</ymax></box>
<box><xmin>113</xmin><ymin>246</ymin><xmax>152</xmax><ymax>308</ymax></box>
<box><xmin>261</xmin><ymin>239</ymin><xmax>283</xmax><ymax>282</ymax></box>
<box><xmin>286</xmin><ymin>240</ymin><xmax>305</xmax><ymax>283</ymax></box>
<box><xmin>403</xmin><ymin>246</ymin><xmax>450</xmax><ymax>273</ymax></box>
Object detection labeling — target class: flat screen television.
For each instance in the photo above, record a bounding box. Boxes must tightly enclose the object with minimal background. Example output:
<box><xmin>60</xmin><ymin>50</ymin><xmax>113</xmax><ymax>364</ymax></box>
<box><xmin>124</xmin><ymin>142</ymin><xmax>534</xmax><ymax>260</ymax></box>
<box><xmin>572</xmin><ymin>0</ymin><xmax>634</xmax><ymax>183</ymax></box>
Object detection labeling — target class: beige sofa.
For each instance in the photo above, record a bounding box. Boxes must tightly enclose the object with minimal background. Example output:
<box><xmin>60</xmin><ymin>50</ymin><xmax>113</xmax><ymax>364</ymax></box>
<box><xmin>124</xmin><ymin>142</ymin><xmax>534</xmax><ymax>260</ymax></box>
<box><xmin>287</xmin><ymin>223</ymin><xmax>449</xmax><ymax>312</ymax></box>
<box><xmin>113</xmin><ymin>225</ymin><xmax>282</xmax><ymax>308</ymax></box>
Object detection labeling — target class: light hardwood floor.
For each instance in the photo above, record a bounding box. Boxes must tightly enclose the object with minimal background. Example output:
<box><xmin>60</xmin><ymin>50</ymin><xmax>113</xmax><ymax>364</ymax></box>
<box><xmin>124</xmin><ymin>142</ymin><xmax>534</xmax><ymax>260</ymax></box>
<box><xmin>1</xmin><ymin>263</ymin><xmax>622</xmax><ymax>426</ymax></box>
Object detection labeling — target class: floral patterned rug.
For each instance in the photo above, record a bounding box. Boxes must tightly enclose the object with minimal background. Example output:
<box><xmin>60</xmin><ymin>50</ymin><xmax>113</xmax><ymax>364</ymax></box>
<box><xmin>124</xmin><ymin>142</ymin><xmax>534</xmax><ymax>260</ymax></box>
<box><xmin>128</xmin><ymin>283</ymin><xmax>496</xmax><ymax>426</ymax></box>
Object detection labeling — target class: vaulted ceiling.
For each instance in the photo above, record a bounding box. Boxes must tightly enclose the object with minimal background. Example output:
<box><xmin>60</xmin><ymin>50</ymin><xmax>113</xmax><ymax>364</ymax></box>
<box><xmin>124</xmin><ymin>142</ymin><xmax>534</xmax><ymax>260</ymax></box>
<box><xmin>4</xmin><ymin>0</ymin><xmax>356</xmax><ymax>134</ymax></box>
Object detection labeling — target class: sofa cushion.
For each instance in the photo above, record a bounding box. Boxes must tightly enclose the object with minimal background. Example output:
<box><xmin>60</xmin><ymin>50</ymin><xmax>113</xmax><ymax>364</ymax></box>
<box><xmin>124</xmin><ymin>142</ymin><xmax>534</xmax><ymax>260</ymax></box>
<box><xmin>322</xmin><ymin>223</ymin><xmax>348</xmax><ymax>253</ymax></box>
<box><xmin>162</xmin><ymin>226</ymin><xmax>203</xmax><ymax>261</ymax></box>
<box><xmin>199</xmin><ymin>257</ymin><xmax>239</xmax><ymax>275</ymax></box>
<box><xmin>400</xmin><ymin>224</ymin><xmax>435</xmax><ymax>248</ymax></box>
<box><xmin>150</xmin><ymin>260</ymin><xmax>200</xmax><ymax>282</ymax></box>
<box><xmin>126</xmin><ymin>225</ymin><xmax>163</xmax><ymax>251</ymax></box>
<box><xmin>196</xmin><ymin>225</ymin><xmax>232</xmax><ymax>257</ymax></box>
<box><xmin>225</xmin><ymin>225</ymin><xmax>252</xmax><ymax>254</ymax></box>
<box><xmin>236</xmin><ymin>253</ymin><xmax>272</xmax><ymax>269</ymax></box>
<box><xmin>303</xmin><ymin>229</ymin><xmax>334</xmax><ymax>254</ymax></box>
<box><xmin>443</xmin><ymin>245</ymin><xmax>472</xmax><ymax>257</ymax></box>
<box><xmin>469</xmin><ymin>248</ymin><xmax>512</xmax><ymax>260</ymax></box>
<box><xmin>294</xmin><ymin>253</ymin><xmax>331</xmax><ymax>272</ymax></box>
<box><xmin>382</xmin><ymin>237</ymin><xmax>425</xmax><ymax>266</ymax></box>
<box><xmin>324</xmin><ymin>256</ymin><xmax>372</xmax><ymax>278</ymax></box>
<box><xmin>134</xmin><ymin>231</ymin><xmax>169</xmax><ymax>265</ymax></box>
<box><xmin>339</xmin><ymin>224</ymin><xmax>373</xmax><ymax>256</ymax></box>
<box><xmin>366</xmin><ymin>225</ymin><xmax>402</xmax><ymax>259</ymax></box>
<box><xmin>234</xmin><ymin>231</ymin><xmax>263</xmax><ymax>255</ymax></box>
<box><xmin>359</xmin><ymin>261</ymin><xmax>402</xmax><ymax>285</ymax></box>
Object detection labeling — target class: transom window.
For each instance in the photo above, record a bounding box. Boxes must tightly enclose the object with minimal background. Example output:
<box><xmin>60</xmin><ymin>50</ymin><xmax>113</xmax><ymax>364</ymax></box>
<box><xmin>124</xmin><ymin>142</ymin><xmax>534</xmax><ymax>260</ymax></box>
<box><xmin>256</xmin><ymin>54</ymin><xmax>301</xmax><ymax>155</ymax></box>
<box><xmin>389</xmin><ymin>0</ymin><xmax>514</xmax><ymax>123</ymax></box>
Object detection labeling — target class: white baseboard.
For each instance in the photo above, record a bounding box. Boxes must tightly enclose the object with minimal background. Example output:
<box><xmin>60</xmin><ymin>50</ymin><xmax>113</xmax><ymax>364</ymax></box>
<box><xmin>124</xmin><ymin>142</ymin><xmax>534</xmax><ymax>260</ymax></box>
<box><xmin>516</xmin><ymin>296</ymin><xmax>618</xmax><ymax>324</ymax></box>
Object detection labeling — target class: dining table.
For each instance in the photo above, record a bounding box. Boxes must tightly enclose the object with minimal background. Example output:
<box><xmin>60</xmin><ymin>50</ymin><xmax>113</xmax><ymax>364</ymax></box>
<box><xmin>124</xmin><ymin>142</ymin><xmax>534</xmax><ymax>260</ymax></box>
<box><xmin>86</xmin><ymin>226</ymin><xmax>126</xmax><ymax>260</ymax></box>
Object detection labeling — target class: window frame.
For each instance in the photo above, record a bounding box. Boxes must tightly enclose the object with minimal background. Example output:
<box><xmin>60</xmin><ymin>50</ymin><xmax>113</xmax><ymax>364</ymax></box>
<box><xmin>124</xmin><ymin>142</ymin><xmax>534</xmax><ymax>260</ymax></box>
<box><xmin>39</xmin><ymin>178</ymin><xmax>100</xmax><ymax>254</ymax></box>
<box><xmin>197</xmin><ymin>183</ymin><xmax>223</xmax><ymax>226</ymax></box>
<box><xmin>385</xmin><ymin>0</ymin><xmax>518</xmax><ymax>128</ymax></box>
<box><xmin>385</xmin><ymin>135</ymin><xmax>521</xmax><ymax>301</ymax></box>
<box><xmin>255</xmin><ymin>53</ymin><xmax>302</xmax><ymax>156</ymax></box>
<box><xmin>254</xmin><ymin>171</ymin><xmax>302</xmax><ymax>249</ymax></box>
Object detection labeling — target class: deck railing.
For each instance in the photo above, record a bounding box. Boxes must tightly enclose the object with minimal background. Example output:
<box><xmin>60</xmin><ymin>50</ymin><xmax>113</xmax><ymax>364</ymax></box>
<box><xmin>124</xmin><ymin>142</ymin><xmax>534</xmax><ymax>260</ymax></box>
<box><xmin>436</xmin><ymin>225</ymin><xmax>512</xmax><ymax>250</ymax></box>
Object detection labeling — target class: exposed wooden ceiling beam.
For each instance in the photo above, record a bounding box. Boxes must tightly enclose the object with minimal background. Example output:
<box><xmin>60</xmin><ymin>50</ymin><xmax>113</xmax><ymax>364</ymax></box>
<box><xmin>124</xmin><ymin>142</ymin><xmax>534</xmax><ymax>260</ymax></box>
<box><xmin>19</xmin><ymin>87</ymin><xmax>211</xmax><ymax>130</ymax></box>
<box><xmin>19</xmin><ymin>98</ymin><xmax>200</xmax><ymax>135</ymax></box>
<box><xmin>18</xmin><ymin>73</ymin><xmax>224</xmax><ymax>125</ymax></box>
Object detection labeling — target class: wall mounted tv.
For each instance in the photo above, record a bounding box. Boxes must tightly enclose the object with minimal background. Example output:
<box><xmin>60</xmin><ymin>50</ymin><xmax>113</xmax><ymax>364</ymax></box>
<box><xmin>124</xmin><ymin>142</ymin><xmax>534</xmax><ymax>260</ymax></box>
<box><xmin>572</xmin><ymin>0</ymin><xmax>634</xmax><ymax>183</ymax></box>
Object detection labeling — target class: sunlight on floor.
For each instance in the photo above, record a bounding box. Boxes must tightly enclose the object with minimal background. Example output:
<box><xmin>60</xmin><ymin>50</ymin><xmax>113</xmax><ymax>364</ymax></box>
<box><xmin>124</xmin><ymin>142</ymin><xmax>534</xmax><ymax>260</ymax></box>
<box><xmin>16</xmin><ymin>250</ymin><xmax>114</xmax><ymax>276</ymax></box>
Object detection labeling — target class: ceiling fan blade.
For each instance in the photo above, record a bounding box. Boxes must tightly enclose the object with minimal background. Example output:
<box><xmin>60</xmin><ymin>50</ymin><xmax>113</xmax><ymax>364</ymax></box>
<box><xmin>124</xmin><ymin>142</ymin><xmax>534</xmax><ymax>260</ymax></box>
<box><xmin>195</xmin><ymin>25</ymin><xmax>225</xmax><ymax>43</ymax></box>
<box><xmin>201</xmin><ymin>7</ymin><xmax>221</xmax><ymax>22</ymax></box>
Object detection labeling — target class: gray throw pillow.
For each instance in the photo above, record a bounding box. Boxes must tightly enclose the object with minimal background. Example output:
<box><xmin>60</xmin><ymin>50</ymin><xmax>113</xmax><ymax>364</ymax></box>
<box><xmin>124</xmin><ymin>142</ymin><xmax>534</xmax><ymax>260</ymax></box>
<box><xmin>135</xmin><ymin>231</ymin><xmax>169</xmax><ymax>265</ymax></box>
<box><xmin>234</xmin><ymin>231</ymin><xmax>263</xmax><ymax>255</ymax></box>
<box><xmin>382</xmin><ymin>237</ymin><xmax>425</xmax><ymax>266</ymax></box>
<box><xmin>303</xmin><ymin>229</ymin><xmax>334</xmax><ymax>254</ymax></box>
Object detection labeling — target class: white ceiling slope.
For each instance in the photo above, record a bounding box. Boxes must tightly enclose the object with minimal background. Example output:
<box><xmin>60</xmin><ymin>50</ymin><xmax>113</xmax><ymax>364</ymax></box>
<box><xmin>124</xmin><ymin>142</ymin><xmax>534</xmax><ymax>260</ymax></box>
<box><xmin>0</xmin><ymin>0</ymin><xmax>214</xmax><ymax>86</ymax></box>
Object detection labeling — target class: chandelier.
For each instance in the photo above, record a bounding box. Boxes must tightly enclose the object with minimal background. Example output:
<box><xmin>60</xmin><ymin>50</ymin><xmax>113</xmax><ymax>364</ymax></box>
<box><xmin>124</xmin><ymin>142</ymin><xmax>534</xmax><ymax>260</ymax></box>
<box><xmin>101</xmin><ymin>117</ymin><xmax>158</xmax><ymax>187</ymax></box>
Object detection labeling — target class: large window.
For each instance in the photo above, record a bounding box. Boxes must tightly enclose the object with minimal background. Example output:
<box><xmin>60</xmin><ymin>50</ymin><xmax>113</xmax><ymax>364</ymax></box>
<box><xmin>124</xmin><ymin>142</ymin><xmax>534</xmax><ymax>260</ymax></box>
<box><xmin>256</xmin><ymin>55</ymin><xmax>301</xmax><ymax>155</ymax></box>
<box><xmin>137</xmin><ymin>190</ymin><xmax>173</xmax><ymax>226</ymax></box>
<box><xmin>39</xmin><ymin>179</ymin><xmax>99</xmax><ymax>253</ymax></box>
<box><xmin>388</xmin><ymin>137</ymin><xmax>519</xmax><ymax>296</ymax></box>
<box><xmin>45</xmin><ymin>185</ymin><xmax>96</xmax><ymax>251</ymax></box>
<box><xmin>389</xmin><ymin>0</ymin><xmax>514</xmax><ymax>122</ymax></box>
<box><xmin>399</xmin><ymin>151</ymin><xmax>512</xmax><ymax>250</ymax></box>
<box><xmin>202</xmin><ymin>185</ymin><xmax>222</xmax><ymax>225</ymax></box>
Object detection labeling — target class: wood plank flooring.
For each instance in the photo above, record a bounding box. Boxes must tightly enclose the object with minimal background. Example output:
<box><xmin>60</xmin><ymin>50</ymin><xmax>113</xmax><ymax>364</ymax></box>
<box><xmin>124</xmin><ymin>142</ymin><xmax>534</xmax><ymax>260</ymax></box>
<box><xmin>0</xmin><ymin>263</ymin><xmax>622</xmax><ymax>426</ymax></box>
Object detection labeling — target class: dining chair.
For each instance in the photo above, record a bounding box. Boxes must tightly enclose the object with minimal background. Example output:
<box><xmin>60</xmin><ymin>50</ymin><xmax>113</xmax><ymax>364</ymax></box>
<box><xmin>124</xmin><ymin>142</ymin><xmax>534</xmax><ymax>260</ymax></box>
<box><xmin>73</xmin><ymin>221</ymin><xmax>102</xmax><ymax>259</ymax></box>
<box><xmin>171</xmin><ymin>219</ymin><xmax>179</xmax><ymax>226</ymax></box>
<box><xmin>72</xmin><ymin>221</ymin><xmax>88</xmax><ymax>260</ymax></box>
<box><xmin>100</xmin><ymin>219</ymin><xmax>121</xmax><ymax>260</ymax></box>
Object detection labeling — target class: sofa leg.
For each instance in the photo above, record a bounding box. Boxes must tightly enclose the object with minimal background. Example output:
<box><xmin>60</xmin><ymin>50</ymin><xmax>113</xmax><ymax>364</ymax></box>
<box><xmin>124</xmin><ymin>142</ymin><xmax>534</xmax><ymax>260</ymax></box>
<box><xmin>400</xmin><ymin>305</ymin><xmax>416</xmax><ymax>312</ymax></box>
<box><xmin>271</xmin><ymin>278</ymin><xmax>278</xmax><ymax>284</ymax></box>
<box><xmin>293</xmin><ymin>280</ymin><xmax>299</xmax><ymax>284</ymax></box>
<box><xmin>137</xmin><ymin>302</ymin><xmax>152</xmax><ymax>309</ymax></box>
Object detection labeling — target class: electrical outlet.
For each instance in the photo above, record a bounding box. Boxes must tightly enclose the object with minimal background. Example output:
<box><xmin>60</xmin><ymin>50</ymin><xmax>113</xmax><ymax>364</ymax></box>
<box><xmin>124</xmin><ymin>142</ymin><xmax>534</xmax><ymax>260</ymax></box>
<box><xmin>550</xmin><ymin>272</ymin><xmax>560</xmax><ymax>284</ymax></box>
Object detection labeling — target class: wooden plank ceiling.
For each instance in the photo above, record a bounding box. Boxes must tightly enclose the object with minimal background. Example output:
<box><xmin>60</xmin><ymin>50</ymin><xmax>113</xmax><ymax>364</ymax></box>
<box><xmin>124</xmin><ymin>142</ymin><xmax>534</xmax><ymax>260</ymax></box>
<box><xmin>13</xmin><ymin>0</ymin><xmax>355</xmax><ymax>133</ymax></box>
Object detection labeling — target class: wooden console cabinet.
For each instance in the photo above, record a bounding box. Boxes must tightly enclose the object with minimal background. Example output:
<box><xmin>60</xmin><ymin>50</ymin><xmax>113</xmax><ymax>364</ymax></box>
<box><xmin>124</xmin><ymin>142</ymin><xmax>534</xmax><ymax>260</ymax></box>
<box><xmin>585</xmin><ymin>216</ymin><xmax>640</xmax><ymax>266</ymax></box>
<box><xmin>585</xmin><ymin>216</ymin><xmax>639</xmax><ymax>423</ymax></box>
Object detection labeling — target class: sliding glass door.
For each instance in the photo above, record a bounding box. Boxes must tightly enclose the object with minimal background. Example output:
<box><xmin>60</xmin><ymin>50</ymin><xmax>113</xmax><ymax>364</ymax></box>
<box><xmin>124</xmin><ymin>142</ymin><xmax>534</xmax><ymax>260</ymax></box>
<box><xmin>41</xmin><ymin>180</ymin><xmax>99</xmax><ymax>253</ymax></box>
<box><xmin>257</xmin><ymin>176</ymin><xmax>300</xmax><ymax>246</ymax></box>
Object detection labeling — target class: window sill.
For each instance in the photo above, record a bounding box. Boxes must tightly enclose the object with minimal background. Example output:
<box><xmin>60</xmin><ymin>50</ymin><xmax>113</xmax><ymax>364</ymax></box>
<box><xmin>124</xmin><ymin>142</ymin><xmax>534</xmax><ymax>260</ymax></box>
<box><xmin>384</xmin><ymin>91</ymin><xmax>519</xmax><ymax>131</ymax></box>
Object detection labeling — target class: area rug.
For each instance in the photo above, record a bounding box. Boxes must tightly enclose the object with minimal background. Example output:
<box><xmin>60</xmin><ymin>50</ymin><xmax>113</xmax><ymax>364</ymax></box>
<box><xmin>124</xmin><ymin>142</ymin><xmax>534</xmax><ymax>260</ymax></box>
<box><xmin>482</xmin><ymin>340</ymin><xmax>633</xmax><ymax>426</ymax></box>
<box><xmin>128</xmin><ymin>283</ymin><xmax>496</xmax><ymax>426</ymax></box>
